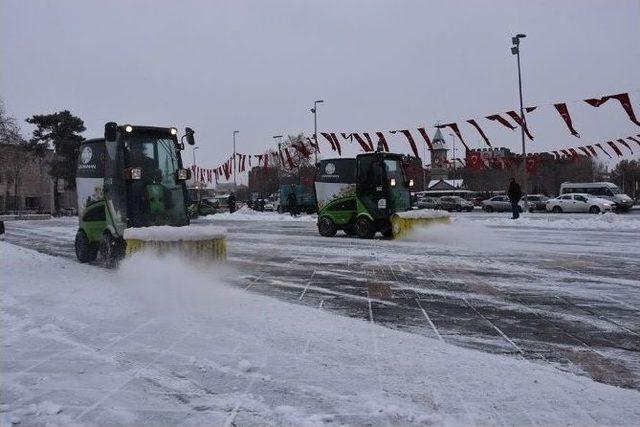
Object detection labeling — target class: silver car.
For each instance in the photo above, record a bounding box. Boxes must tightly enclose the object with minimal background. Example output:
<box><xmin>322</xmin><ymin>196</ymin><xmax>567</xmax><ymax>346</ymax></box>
<box><xmin>482</xmin><ymin>196</ymin><xmax>529</xmax><ymax>213</ymax></box>
<box><xmin>416</xmin><ymin>197</ymin><xmax>439</xmax><ymax>210</ymax></box>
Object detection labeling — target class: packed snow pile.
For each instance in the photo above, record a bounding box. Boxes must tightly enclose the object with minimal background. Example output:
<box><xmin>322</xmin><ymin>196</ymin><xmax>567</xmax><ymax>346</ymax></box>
<box><xmin>123</xmin><ymin>224</ymin><xmax>227</xmax><ymax>241</ymax></box>
<box><xmin>206</xmin><ymin>205</ymin><xmax>317</xmax><ymax>222</ymax></box>
<box><xmin>396</xmin><ymin>209</ymin><xmax>450</xmax><ymax>219</ymax></box>
<box><xmin>472</xmin><ymin>211</ymin><xmax>640</xmax><ymax>231</ymax></box>
<box><xmin>3</xmin><ymin>241</ymin><xmax>640</xmax><ymax>426</ymax></box>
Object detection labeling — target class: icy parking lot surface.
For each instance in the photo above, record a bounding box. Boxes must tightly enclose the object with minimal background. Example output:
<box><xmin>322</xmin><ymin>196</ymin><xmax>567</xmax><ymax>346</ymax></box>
<box><xmin>2</xmin><ymin>211</ymin><xmax>640</xmax><ymax>426</ymax></box>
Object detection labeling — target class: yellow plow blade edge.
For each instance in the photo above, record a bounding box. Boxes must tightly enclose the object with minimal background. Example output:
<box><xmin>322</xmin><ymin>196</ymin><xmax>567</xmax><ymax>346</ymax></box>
<box><xmin>391</xmin><ymin>212</ymin><xmax>451</xmax><ymax>238</ymax></box>
<box><xmin>123</xmin><ymin>225</ymin><xmax>227</xmax><ymax>262</ymax></box>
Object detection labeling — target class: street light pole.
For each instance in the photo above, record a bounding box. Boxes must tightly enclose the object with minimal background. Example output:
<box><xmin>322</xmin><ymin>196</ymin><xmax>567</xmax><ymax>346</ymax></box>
<box><xmin>311</xmin><ymin>100</ymin><xmax>324</xmax><ymax>165</ymax></box>
<box><xmin>192</xmin><ymin>146</ymin><xmax>200</xmax><ymax>203</ymax></box>
<box><xmin>449</xmin><ymin>133</ymin><xmax>456</xmax><ymax>180</ymax></box>
<box><xmin>233</xmin><ymin>130</ymin><xmax>239</xmax><ymax>191</ymax></box>
<box><xmin>511</xmin><ymin>34</ymin><xmax>527</xmax><ymax>195</ymax></box>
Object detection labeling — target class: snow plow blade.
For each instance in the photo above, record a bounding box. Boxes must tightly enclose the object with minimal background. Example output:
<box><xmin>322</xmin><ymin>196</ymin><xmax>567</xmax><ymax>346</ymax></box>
<box><xmin>123</xmin><ymin>225</ymin><xmax>226</xmax><ymax>262</ymax></box>
<box><xmin>390</xmin><ymin>210</ymin><xmax>451</xmax><ymax>238</ymax></box>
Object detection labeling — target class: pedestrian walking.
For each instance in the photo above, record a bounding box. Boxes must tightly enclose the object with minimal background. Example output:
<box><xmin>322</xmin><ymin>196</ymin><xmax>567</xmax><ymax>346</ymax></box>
<box><xmin>287</xmin><ymin>190</ymin><xmax>298</xmax><ymax>217</ymax></box>
<box><xmin>507</xmin><ymin>178</ymin><xmax>522</xmax><ymax>219</ymax></box>
<box><xmin>228</xmin><ymin>191</ymin><xmax>237</xmax><ymax>214</ymax></box>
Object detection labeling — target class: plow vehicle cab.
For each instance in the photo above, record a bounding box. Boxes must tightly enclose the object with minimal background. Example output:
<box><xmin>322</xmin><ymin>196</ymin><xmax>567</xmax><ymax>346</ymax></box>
<box><xmin>316</xmin><ymin>152</ymin><xmax>444</xmax><ymax>239</ymax></box>
<box><xmin>75</xmin><ymin>122</ymin><xmax>195</xmax><ymax>265</ymax></box>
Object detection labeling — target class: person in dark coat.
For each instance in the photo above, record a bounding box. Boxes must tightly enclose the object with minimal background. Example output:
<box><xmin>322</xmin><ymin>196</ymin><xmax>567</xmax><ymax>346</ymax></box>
<box><xmin>507</xmin><ymin>178</ymin><xmax>522</xmax><ymax>219</ymax></box>
<box><xmin>228</xmin><ymin>192</ymin><xmax>237</xmax><ymax>214</ymax></box>
<box><xmin>287</xmin><ymin>190</ymin><xmax>298</xmax><ymax>217</ymax></box>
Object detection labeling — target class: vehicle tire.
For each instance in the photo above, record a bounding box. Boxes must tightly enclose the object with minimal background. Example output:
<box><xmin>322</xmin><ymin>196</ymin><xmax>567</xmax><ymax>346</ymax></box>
<box><xmin>75</xmin><ymin>230</ymin><xmax>98</xmax><ymax>263</ymax></box>
<box><xmin>343</xmin><ymin>225</ymin><xmax>356</xmax><ymax>236</ymax></box>
<box><xmin>318</xmin><ymin>217</ymin><xmax>337</xmax><ymax>237</ymax></box>
<box><xmin>100</xmin><ymin>232</ymin><xmax>122</xmax><ymax>268</ymax></box>
<box><xmin>518</xmin><ymin>205</ymin><xmax>523</xmax><ymax>213</ymax></box>
<box><xmin>484</xmin><ymin>206</ymin><xmax>494</xmax><ymax>213</ymax></box>
<box><xmin>455</xmin><ymin>205</ymin><xmax>462</xmax><ymax>212</ymax></box>
<box><xmin>589</xmin><ymin>206</ymin><xmax>600</xmax><ymax>214</ymax></box>
<box><xmin>529</xmin><ymin>208</ymin><xmax>534</xmax><ymax>213</ymax></box>
<box><xmin>435</xmin><ymin>205</ymin><xmax>441</xmax><ymax>210</ymax></box>
<box><xmin>552</xmin><ymin>206</ymin><xmax>563</xmax><ymax>214</ymax></box>
<box><xmin>355</xmin><ymin>216</ymin><xmax>375</xmax><ymax>239</ymax></box>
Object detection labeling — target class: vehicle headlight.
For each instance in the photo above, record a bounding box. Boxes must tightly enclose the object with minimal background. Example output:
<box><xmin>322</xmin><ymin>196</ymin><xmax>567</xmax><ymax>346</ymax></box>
<box><xmin>124</xmin><ymin>167</ymin><xmax>142</xmax><ymax>180</ymax></box>
<box><xmin>390</xmin><ymin>178</ymin><xmax>396</xmax><ymax>187</ymax></box>
<box><xmin>176</xmin><ymin>168</ymin><xmax>190</xmax><ymax>180</ymax></box>
<box><xmin>125</xmin><ymin>125</ymin><xmax>133</xmax><ymax>133</ymax></box>
<box><xmin>170</xmin><ymin>127</ymin><xmax>177</xmax><ymax>136</ymax></box>
<box><xmin>409</xmin><ymin>179</ymin><xmax>414</xmax><ymax>187</ymax></box>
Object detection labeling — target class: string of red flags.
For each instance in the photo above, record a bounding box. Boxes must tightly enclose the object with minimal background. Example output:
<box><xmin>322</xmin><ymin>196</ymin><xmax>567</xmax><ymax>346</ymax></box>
<box><xmin>584</xmin><ymin>93</ymin><xmax>640</xmax><ymax>126</ymax></box>
<box><xmin>463</xmin><ymin>134</ymin><xmax>639</xmax><ymax>175</ymax></box>
<box><xmin>190</xmin><ymin>90</ymin><xmax>638</xmax><ymax>183</ymax></box>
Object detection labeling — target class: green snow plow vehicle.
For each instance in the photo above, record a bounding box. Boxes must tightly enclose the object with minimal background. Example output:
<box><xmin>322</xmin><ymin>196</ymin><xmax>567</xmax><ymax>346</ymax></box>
<box><xmin>74</xmin><ymin>122</ymin><xmax>225</xmax><ymax>266</ymax></box>
<box><xmin>315</xmin><ymin>152</ymin><xmax>449</xmax><ymax>239</ymax></box>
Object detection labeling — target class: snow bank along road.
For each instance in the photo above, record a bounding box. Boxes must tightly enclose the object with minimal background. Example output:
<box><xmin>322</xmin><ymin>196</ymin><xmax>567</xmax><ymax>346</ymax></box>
<box><xmin>2</xmin><ymin>212</ymin><xmax>640</xmax><ymax>425</ymax></box>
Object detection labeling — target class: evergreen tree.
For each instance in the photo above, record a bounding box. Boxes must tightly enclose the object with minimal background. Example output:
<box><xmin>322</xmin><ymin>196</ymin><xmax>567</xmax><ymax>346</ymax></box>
<box><xmin>25</xmin><ymin>110</ymin><xmax>86</xmax><ymax>212</ymax></box>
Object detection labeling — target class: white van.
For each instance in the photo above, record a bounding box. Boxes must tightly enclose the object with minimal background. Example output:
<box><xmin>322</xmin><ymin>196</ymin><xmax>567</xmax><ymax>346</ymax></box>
<box><xmin>559</xmin><ymin>182</ymin><xmax>634</xmax><ymax>211</ymax></box>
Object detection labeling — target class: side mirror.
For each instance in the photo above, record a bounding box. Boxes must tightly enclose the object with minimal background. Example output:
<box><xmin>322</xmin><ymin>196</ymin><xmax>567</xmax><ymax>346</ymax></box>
<box><xmin>185</xmin><ymin>127</ymin><xmax>195</xmax><ymax>146</ymax></box>
<box><xmin>105</xmin><ymin>122</ymin><xmax>118</xmax><ymax>142</ymax></box>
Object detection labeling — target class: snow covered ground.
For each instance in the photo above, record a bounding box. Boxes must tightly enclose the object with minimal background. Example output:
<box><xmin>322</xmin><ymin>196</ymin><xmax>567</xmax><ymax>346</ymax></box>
<box><xmin>2</xmin><ymin>211</ymin><xmax>640</xmax><ymax>425</ymax></box>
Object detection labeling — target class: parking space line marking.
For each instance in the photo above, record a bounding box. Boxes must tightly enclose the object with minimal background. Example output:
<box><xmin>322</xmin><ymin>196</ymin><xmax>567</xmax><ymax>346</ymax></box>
<box><xmin>463</xmin><ymin>297</ymin><xmax>524</xmax><ymax>355</ymax></box>
<box><xmin>415</xmin><ymin>298</ymin><xmax>443</xmax><ymax>341</ymax></box>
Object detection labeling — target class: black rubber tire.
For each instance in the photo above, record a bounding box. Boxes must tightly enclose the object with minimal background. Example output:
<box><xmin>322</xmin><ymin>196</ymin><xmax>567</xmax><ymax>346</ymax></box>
<box><xmin>355</xmin><ymin>217</ymin><xmax>376</xmax><ymax>239</ymax></box>
<box><xmin>484</xmin><ymin>206</ymin><xmax>494</xmax><ymax>213</ymax></box>
<box><xmin>455</xmin><ymin>205</ymin><xmax>462</xmax><ymax>212</ymax></box>
<box><xmin>529</xmin><ymin>208</ymin><xmax>535</xmax><ymax>213</ymax></box>
<box><xmin>589</xmin><ymin>206</ymin><xmax>600</xmax><ymax>214</ymax></box>
<box><xmin>518</xmin><ymin>205</ymin><xmax>523</xmax><ymax>213</ymax></box>
<box><xmin>318</xmin><ymin>217</ymin><xmax>337</xmax><ymax>237</ymax></box>
<box><xmin>552</xmin><ymin>206</ymin><xmax>563</xmax><ymax>213</ymax></box>
<box><xmin>343</xmin><ymin>225</ymin><xmax>356</xmax><ymax>236</ymax></box>
<box><xmin>100</xmin><ymin>232</ymin><xmax>121</xmax><ymax>268</ymax></box>
<box><xmin>75</xmin><ymin>230</ymin><xmax>98</xmax><ymax>263</ymax></box>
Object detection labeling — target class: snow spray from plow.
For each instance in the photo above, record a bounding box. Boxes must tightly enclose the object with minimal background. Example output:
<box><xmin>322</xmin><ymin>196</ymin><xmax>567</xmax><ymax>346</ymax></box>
<box><xmin>124</xmin><ymin>225</ymin><xmax>227</xmax><ymax>262</ymax></box>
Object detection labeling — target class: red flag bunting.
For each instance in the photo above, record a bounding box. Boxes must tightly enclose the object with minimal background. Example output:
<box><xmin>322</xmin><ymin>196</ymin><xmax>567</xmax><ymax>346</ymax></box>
<box><xmin>486</xmin><ymin>114</ymin><xmax>516</xmax><ymax>130</ymax></box>
<box><xmin>628</xmin><ymin>136</ymin><xmax>640</xmax><ymax>148</ymax></box>
<box><xmin>587</xmin><ymin>145</ymin><xmax>598</xmax><ymax>157</ymax></box>
<box><xmin>435</xmin><ymin>123</ymin><xmax>470</xmax><ymax>152</ymax></box>
<box><xmin>292</xmin><ymin>140</ymin><xmax>312</xmax><ymax>158</ymax></box>
<box><xmin>320</xmin><ymin>132</ymin><xmax>342</xmax><ymax>155</ymax></box>
<box><xmin>616</xmin><ymin>139</ymin><xmax>633</xmax><ymax>154</ymax></box>
<box><xmin>352</xmin><ymin>133</ymin><xmax>374</xmax><ymax>152</ymax></box>
<box><xmin>466</xmin><ymin>119</ymin><xmax>492</xmax><ymax>147</ymax></box>
<box><xmin>585</xmin><ymin>93</ymin><xmax>640</xmax><ymax>126</ymax></box>
<box><xmin>416</xmin><ymin>128</ymin><xmax>434</xmax><ymax>150</ymax></box>
<box><xmin>390</xmin><ymin>129</ymin><xmax>420</xmax><ymax>158</ymax></box>
<box><xmin>578</xmin><ymin>147</ymin><xmax>592</xmax><ymax>157</ymax></box>
<box><xmin>505</xmin><ymin>111</ymin><xmax>535</xmax><ymax>140</ymax></box>
<box><xmin>606</xmin><ymin>140</ymin><xmax>623</xmax><ymax>156</ymax></box>
<box><xmin>595</xmin><ymin>143</ymin><xmax>612</xmax><ymax>158</ymax></box>
<box><xmin>554</xmin><ymin>103</ymin><xmax>580</xmax><ymax>137</ymax></box>
<box><xmin>284</xmin><ymin>148</ymin><xmax>296</xmax><ymax>169</ymax></box>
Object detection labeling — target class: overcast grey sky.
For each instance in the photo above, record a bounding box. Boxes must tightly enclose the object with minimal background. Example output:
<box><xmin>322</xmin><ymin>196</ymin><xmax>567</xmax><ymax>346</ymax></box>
<box><xmin>2</xmin><ymin>0</ymin><xmax>639</xmax><ymax>173</ymax></box>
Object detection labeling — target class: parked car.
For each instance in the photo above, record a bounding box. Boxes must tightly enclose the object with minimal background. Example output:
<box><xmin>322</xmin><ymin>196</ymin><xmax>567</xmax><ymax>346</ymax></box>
<box><xmin>188</xmin><ymin>198</ymin><xmax>219</xmax><ymax>218</ymax></box>
<box><xmin>482</xmin><ymin>196</ymin><xmax>529</xmax><ymax>213</ymax></box>
<box><xmin>416</xmin><ymin>197</ymin><xmax>439</xmax><ymax>210</ymax></box>
<box><xmin>438</xmin><ymin>196</ymin><xmax>474</xmax><ymax>212</ymax></box>
<box><xmin>560</xmin><ymin>182</ymin><xmax>634</xmax><ymax>212</ymax></box>
<box><xmin>524</xmin><ymin>194</ymin><xmax>549</xmax><ymax>212</ymax></box>
<box><xmin>546</xmin><ymin>193</ymin><xmax>613</xmax><ymax>214</ymax></box>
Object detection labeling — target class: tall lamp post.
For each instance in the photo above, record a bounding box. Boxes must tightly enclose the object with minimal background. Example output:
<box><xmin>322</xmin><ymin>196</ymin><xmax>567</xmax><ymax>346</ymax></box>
<box><xmin>273</xmin><ymin>135</ymin><xmax>283</xmax><ymax>184</ymax></box>
<box><xmin>232</xmin><ymin>130</ymin><xmax>239</xmax><ymax>191</ymax></box>
<box><xmin>448</xmin><ymin>133</ymin><xmax>456</xmax><ymax>181</ymax></box>
<box><xmin>192</xmin><ymin>146</ymin><xmax>200</xmax><ymax>203</ymax></box>
<box><xmin>511</xmin><ymin>33</ymin><xmax>527</xmax><ymax>194</ymax></box>
<box><xmin>311</xmin><ymin>100</ymin><xmax>324</xmax><ymax>165</ymax></box>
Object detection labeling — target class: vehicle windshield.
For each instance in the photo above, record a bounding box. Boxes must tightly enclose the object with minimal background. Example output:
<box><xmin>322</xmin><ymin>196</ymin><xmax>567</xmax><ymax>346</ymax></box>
<box><xmin>610</xmin><ymin>186</ymin><xmax>622</xmax><ymax>194</ymax></box>
<box><xmin>385</xmin><ymin>159</ymin><xmax>411</xmax><ymax>211</ymax></box>
<box><xmin>123</xmin><ymin>134</ymin><xmax>187</xmax><ymax>227</ymax></box>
